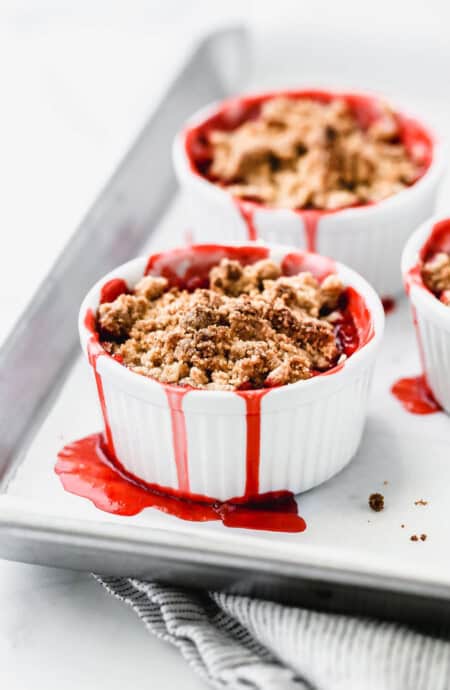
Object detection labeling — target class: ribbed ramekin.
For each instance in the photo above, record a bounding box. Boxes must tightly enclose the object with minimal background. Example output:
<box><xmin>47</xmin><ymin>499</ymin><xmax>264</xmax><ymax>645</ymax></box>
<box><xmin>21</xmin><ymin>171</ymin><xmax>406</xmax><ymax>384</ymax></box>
<box><xmin>79</xmin><ymin>243</ymin><xmax>384</xmax><ymax>502</ymax></box>
<box><xmin>173</xmin><ymin>89</ymin><xmax>445</xmax><ymax>298</ymax></box>
<box><xmin>402</xmin><ymin>217</ymin><xmax>450</xmax><ymax>414</ymax></box>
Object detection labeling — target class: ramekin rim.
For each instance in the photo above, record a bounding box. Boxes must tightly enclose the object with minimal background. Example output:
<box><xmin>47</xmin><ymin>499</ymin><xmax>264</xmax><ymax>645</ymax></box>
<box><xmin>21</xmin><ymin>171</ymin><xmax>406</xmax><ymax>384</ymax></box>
<box><xmin>173</xmin><ymin>87</ymin><xmax>445</xmax><ymax>222</ymax></box>
<box><xmin>401</xmin><ymin>215</ymin><xmax>450</xmax><ymax>323</ymax></box>
<box><xmin>79</xmin><ymin>242</ymin><xmax>384</xmax><ymax>400</ymax></box>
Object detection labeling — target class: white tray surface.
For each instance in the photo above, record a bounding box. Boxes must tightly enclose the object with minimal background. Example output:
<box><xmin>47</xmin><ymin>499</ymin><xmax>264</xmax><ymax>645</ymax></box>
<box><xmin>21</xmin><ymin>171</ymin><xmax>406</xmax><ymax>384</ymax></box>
<box><xmin>3</xmin><ymin>194</ymin><xmax>450</xmax><ymax>594</ymax></box>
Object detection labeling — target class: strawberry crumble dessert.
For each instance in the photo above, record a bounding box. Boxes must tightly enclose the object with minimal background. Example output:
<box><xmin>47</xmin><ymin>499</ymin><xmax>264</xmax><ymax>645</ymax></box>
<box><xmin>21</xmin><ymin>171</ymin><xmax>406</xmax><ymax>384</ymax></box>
<box><xmin>97</xmin><ymin>257</ymin><xmax>348</xmax><ymax>390</ymax></box>
<box><xmin>421</xmin><ymin>252</ymin><xmax>450</xmax><ymax>305</ymax></box>
<box><xmin>206</xmin><ymin>97</ymin><xmax>421</xmax><ymax>210</ymax></box>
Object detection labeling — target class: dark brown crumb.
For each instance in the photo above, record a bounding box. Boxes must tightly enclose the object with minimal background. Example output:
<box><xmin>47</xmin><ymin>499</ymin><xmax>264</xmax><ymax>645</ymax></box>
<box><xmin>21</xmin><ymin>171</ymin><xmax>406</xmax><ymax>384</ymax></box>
<box><xmin>401</xmin><ymin>524</ymin><xmax>405</xmax><ymax>528</ymax></box>
<box><xmin>369</xmin><ymin>492</ymin><xmax>384</xmax><ymax>512</ymax></box>
<box><xmin>410</xmin><ymin>534</ymin><xmax>419</xmax><ymax>542</ymax></box>
<box><xmin>383</xmin><ymin>480</ymin><xmax>389</xmax><ymax>486</ymax></box>
<box><xmin>414</xmin><ymin>499</ymin><xmax>428</xmax><ymax>506</ymax></box>
<box><xmin>420</xmin><ymin>533</ymin><xmax>427</xmax><ymax>541</ymax></box>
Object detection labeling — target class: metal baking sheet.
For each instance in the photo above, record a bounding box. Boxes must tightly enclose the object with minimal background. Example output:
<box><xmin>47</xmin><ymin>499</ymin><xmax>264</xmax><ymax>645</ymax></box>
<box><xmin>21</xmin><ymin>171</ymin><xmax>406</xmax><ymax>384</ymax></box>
<box><xmin>1</xmin><ymin>25</ymin><xmax>450</xmax><ymax>626</ymax></box>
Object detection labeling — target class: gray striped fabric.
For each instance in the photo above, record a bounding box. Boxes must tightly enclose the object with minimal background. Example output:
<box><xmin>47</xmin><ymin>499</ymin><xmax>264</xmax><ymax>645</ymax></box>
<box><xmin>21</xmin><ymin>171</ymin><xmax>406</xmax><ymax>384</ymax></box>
<box><xmin>97</xmin><ymin>576</ymin><xmax>450</xmax><ymax>689</ymax></box>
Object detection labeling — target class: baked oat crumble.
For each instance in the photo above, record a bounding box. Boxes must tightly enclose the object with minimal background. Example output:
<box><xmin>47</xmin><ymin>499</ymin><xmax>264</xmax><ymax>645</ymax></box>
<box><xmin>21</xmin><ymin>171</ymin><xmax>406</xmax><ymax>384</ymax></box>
<box><xmin>208</xmin><ymin>97</ymin><xmax>420</xmax><ymax>210</ymax></box>
<box><xmin>97</xmin><ymin>258</ymin><xmax>347</xmax><ymax>390</ymax></box>
<box><xmin>421</xmin><ymin>252</ymin><xmax>450</xmax><ymax>305</ymax></box>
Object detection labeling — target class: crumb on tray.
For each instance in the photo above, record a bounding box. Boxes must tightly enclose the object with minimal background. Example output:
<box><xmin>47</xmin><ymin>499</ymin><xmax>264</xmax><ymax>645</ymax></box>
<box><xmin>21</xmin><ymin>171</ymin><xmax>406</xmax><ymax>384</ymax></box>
<box><xmin>369</xmin><ymin>492</ymin><xmax>384</xmax><ymax>512</ymax></box>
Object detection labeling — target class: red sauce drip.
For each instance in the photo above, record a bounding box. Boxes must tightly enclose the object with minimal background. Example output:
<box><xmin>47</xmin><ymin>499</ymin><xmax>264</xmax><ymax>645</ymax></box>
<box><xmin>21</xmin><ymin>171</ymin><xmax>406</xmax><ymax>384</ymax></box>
<box><xmin>381</xmin><ymin>297</ymin><xmax>396</xmax><ymax>315</ymax></box>
<box><xmin>391</xmin><ymin>375</ymin><xmax>441</xmax><ymax>415</ymax></box>
<box><xmin>235</xmin><ymin>389</ymin><xmax>270</xmax><ymax>498</ymax></box>
<box><xmin>234</xmin><ymin>199</ymin><xmax>258</xmax><ymax>240</ymax></box>
<box><xmin>391</xmin><ymin>305</ymin><xmax>441</xmax><ymax>415</ymax></box>
<box><xmin>410</xmin><ymin>305</ymin><xmax>427</xmax><ymax>375</ymax></box>
<box><xmin>145</xmin><ymin>244</ymin><xmax>269</xmax><ymax>290</ymax></box>
<box><xmin>294</xmin><ymin>206</ymin><xmax>368</xmax><ymax>254</ymax></box>
<box><xmin>163</xmin><ymin>386</ymin><xmax>190</xmax><ymax>493</ymax></box>
<box><xmin>84</xmin><ymin>310</ymin><xmax>119</xmax><ymax>463</ymax></box>
<box><xmin>300</xmin><ymin>210</ymin><xmax>320</xmax><ymax>253</ymax></box>
<box><xmin>99</xmin><ymin>278</ymin><xmax>128</xmax><ymax>304</ymax></box>
<box><xmin>55</xmin><ymin>433</ymin><xmax>306</xmax><ymax>532</ymax></box>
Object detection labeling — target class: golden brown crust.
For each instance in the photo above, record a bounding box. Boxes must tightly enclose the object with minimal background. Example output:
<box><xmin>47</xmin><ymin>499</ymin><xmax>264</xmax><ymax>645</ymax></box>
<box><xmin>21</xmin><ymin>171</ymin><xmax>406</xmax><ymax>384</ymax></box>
<box><xmin>208</xmin><ymin>97</ymin><xmax>420</xmax><ymax>210</ymax></box>
<box><xmin>97</xmin><ymin>259</ymin><xmax>345</xmax><ymax>390</ymax></box>
<box><xmin>421</xmin><ymin>252</ymin><xmax>450</xmax><ymax>303</ymax></box>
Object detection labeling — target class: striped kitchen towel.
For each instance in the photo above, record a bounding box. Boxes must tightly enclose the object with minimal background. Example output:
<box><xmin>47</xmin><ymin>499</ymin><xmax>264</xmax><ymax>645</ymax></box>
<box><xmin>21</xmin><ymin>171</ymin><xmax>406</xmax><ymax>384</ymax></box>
<box><xmin>97</xmin><ymin>576</ymin><xmax>450</xmax><ymax>690</ymax></box>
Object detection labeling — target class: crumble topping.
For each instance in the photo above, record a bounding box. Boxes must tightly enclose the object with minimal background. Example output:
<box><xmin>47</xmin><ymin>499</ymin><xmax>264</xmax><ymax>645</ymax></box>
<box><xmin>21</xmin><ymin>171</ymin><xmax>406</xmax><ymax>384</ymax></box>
<box><xmin>97</xmin><ymin>258</ymin><xmax>347</xmax><ymax>390</ymax></box>
<box><xmin>208</xmin><ymin>97</ymin><xmax>420</xmax><ymax>210</ymax></box>
<box><xmin>421</xmin><ymin>252</ymin><xmax>450</xmax><ymax>305</ymax></box>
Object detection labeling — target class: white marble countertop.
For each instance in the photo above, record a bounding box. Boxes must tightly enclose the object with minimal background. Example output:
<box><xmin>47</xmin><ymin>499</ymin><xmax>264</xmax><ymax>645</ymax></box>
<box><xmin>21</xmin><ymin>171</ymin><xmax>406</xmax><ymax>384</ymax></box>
<box><xmin>2</xmin><ymin>2</ymin><xmax>450</xmax><ymax>687</ymax></box>
<box><xmin>0</xmin><ymin>561</ymin><xmax>207</xmax><ymax>689</ymax></box>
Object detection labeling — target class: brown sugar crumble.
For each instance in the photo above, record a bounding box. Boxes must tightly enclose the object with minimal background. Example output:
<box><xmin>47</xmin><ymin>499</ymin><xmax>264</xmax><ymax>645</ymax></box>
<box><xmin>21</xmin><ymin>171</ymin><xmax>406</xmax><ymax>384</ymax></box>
<box><xmin>420</xmin><ymin>533</ymin><xmax>427</xmax><ymax>541</ymax></box>
<box><xmin>414</xmin><ymin>499</ymin><xmax>428</xmax><ymax>506</ymax></box>
<box><xmin>208</xmin><ymin>97</ymin><xmax>421</xmax><ymax>211</ymax></box>
<box><xmin>369</xmin><ymin>492</ymin><xmax>384</xmax><ymax>512</ymax></box>
<box><xmin>410</xmin><ymin>534</ymin><xmax>419</xmax><ymax>542</ymax></box>
<box><xmin>97</xmin><ymin>258</ymin><xmax>347</xmax><ymax>390</ymax></box>
<box><xmin>421</xmin><ymin>252</ymin><xmax>450</xmax><ymax>305</ymax></box>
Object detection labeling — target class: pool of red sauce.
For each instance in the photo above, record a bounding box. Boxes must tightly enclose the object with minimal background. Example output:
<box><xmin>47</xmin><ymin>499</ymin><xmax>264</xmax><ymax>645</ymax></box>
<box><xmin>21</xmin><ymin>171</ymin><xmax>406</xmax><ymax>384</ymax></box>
<box><xmin>392</xmin><ymin>220</ymin><xmax>450</xmax><ymax>415</ymax></box>
<box><xmin>56</xmin><ymin>245</ymin><xmax>374</xmax><ymax>531</ymax></box>
<box><xmin>184</xmin><ymin>90</ymin><xmax>433</xmax><ymax>249</ymax></box>
<box><xmin>391</xmin><ymin>375</ymin><xmax>440</xmax><ymax>415</ymax></box>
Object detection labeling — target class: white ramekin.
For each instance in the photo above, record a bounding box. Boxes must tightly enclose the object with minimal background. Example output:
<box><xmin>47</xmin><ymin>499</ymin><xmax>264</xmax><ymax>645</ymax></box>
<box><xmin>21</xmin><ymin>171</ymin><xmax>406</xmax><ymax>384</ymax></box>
<box><xmin>79</xmin><ymin>244</ymin><xmax>384</xmax><ymax>502</ymax></box>
<box><xmin>173</xmin><ymin>90</ymin><xmax>445</xmax><ymax>298</ymax></box>
<box><xmin>401</xmin><ymin>217</ymin><xmax>450</xmax><ymax>414</ymax></box>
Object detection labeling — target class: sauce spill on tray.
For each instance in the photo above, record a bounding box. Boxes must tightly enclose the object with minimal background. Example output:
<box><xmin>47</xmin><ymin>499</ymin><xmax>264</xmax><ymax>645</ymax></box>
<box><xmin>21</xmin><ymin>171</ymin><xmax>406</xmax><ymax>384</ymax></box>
<box><xmin>55</xmin><ymin>433</ymin><xmax>306</xmax><ymax>532</ymax></box>
<box><xmin>391</xmin><ymin>375</ymin><xmax>441</xmax><ymax>415</ymax></box>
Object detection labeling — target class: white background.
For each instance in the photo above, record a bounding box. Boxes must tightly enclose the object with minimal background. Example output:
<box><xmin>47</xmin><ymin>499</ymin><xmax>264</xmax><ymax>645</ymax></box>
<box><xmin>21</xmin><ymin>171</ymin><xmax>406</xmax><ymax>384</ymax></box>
<box><xmin>1</xmin><ymin>1</ymin><xmax>450</xmax><ymax>687</ymax></box>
